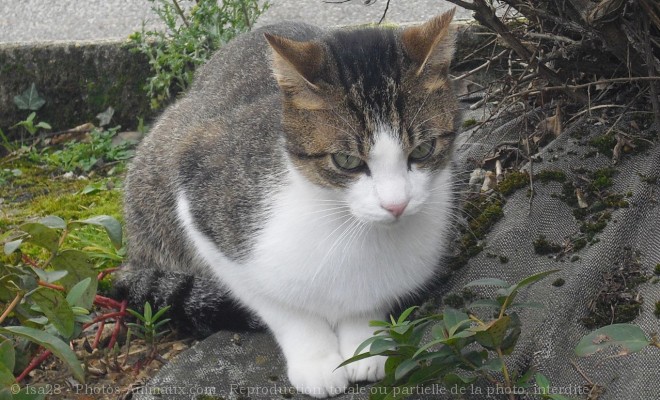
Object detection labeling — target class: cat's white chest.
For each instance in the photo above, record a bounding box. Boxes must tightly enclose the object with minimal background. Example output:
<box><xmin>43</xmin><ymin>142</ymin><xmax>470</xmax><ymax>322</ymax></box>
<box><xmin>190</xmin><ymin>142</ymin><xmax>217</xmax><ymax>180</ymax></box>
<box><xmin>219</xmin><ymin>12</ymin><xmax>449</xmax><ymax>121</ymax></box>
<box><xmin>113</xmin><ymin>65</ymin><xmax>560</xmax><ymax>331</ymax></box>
<box><xmin>246</xmin><ymin>168</ymin><xmax>453</xmax><ymax>322</ymax></box>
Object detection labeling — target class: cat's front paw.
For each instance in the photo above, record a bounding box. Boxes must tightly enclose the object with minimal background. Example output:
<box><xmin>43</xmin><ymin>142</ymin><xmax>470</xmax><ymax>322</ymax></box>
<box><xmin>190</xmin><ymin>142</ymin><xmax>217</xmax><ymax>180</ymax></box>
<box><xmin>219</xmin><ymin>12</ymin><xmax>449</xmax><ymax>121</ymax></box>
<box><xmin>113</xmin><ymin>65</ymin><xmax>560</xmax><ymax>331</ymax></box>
<box><xmin>344</xmin><ymin>356</ymin><xmax>385</xmax><ymax>383</ymax></box>
<box><xmin>287</xmin><ymin>353</ymin><xmax>348</xmax><ymax>398</ymax></box>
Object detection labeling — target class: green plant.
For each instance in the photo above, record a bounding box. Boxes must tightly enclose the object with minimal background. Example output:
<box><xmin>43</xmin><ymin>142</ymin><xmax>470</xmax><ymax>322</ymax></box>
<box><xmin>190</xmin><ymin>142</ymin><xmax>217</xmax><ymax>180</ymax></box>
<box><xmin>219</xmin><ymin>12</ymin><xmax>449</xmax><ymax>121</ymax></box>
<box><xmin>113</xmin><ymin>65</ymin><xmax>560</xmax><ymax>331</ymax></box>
<box><xmin>32</xmin><ymin>126</ymin><xmax>134</xmax><ymax>173</ymax></box>
<box><xmin>0</xmin><ymin>215</ymin><xmax>125</xmax><ymax>397</ymax></box>
<box><xmin>13</xmin><ymin>84</ymin><xmax>46</xmax><ymax>112</ymax></box>
<box><xmin>341</xmin><ymin>270</ymin><xmax>567</xmax><ymax>400</ymax></box>
<box><xmin>129</xmin><ymin>0</ymin><xmax>269</xmax><ymax>109</ymax></box>
<box><xmin>575</xmin><ymin>323</ymin><xmax>660</xmax><ymax>357</ymax></box>
<box><xmin>11</xmin><ymin>112</ymin><xmax>51</xmax><ymax>144</ymax></box>
<box><xmin>127</xmin><ymin>302</ymin><xmax>171</xmax><ymax>351</ymax></box>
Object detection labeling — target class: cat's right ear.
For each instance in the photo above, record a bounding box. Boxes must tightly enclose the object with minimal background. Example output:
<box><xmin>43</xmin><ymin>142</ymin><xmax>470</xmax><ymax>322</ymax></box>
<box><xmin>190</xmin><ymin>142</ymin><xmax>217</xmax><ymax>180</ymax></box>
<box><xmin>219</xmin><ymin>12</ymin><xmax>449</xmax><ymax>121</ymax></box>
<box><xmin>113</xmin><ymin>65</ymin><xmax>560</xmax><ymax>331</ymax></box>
<box><xmin>264</xmin><ymin>33</ymin><xmax>326</xmax><ymax>110</ymax></box>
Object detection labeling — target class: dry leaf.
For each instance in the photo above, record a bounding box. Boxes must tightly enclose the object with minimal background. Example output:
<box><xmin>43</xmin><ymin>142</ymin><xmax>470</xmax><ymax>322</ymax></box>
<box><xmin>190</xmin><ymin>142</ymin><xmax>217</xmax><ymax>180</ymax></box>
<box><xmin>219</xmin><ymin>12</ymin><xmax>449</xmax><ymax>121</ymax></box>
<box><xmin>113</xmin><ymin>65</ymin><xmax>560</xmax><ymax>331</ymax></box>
<box><xmin>576</xmin><ymin>188</ymin><xmax>589</xmax><ymax>208</ymax></box>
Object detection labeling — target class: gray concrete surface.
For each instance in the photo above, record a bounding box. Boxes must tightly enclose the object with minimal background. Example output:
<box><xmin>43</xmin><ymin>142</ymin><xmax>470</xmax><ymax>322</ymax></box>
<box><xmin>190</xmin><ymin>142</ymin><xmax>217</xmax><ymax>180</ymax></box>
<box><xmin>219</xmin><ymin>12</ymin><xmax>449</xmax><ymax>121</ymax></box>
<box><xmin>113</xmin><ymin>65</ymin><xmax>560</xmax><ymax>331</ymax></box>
<box><xmin>0</xmin><ymin>0</ymin><xmax>472</xmax><ymax>43</ymax></box>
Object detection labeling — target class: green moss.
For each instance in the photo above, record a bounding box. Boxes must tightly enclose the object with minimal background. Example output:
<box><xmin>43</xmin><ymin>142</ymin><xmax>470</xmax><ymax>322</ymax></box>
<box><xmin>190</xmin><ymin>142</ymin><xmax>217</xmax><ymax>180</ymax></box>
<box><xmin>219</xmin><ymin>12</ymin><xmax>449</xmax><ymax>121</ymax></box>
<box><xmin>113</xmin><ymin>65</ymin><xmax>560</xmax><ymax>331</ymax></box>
<box><xmin>535</xmin><ymin>169</ymin><xmax>566</xmax><ymax>183</ymax></box>
<box><xmin>590</xmin><ymin>168</ymin><xmax>616</xmax><ymax>190</ymax></box>
<box><xmin>533</xmin><ymin>235</ymin><xmax>562</xmax><ymax>255</ymax></box>
<box><xmin>552</xmin><ymin>278</ymin><xmax>565</xmax><ymax>287</ymax></box>
<box><xmin>588</xmin><ymin>133</ymin><xmax>617</xmax><ymax>157</ymax></box>
<box><xmin>655</xmin><ymin>301</ymin><xmax>660</xmax><ymax>319</ymax></box>
<box><xmin>499</xmin><ymin>255</ymin><xmax>509</xmax><ymax>264</ymax></box>
<box><xmin>462</xmin><ymin>118</ymin><xmax>478</xmax><ymax>128</ymax></box>
<box><xmin>603</xmin><ymin>194</ymin><xmax>629</xmax><ymax>208</ymax></box>
<box><xmin>579</xmin><ymin>212</ymin><xmax>611</xmax><ymax>240</ymax></box>
<box><xmin>654</xmin><ymin>264</ymin><xmax>660</xmax><ymax>275</ymax></box>
<box><xmin>572</xmin><ymin>238</ymin><xmax>587</xmax><ymax>251</ymax></box>
<box><xmin>498</xmin><ymin>171</ymin><xmax>529</xmax><ymax>195</ymax></box>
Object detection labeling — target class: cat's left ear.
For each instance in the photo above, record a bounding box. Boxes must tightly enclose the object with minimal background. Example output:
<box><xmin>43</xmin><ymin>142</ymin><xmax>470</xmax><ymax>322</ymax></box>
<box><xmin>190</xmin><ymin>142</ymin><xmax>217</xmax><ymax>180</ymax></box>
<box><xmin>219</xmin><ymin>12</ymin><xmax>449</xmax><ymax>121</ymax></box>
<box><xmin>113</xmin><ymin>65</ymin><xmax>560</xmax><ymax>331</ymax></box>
<box><xmin>401</xmin><ymin>8</ymin><xmax>456</xmax><ymax>84</ymax></box>
<box><xmin>264</xmin><ymin>33</ymin><xmax>326</xmax><ymax>110</ymax></box>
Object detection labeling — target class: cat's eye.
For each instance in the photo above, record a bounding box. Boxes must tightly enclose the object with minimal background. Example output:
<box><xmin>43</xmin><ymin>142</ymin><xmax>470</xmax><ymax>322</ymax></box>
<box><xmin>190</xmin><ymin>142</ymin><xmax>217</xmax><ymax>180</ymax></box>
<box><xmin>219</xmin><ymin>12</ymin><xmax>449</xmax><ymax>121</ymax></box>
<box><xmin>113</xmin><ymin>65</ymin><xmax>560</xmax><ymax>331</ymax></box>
<box><xmin>409</xmin><ymin>140</ymin><xmax>436</xmax><ymax>162</ymax></box>
<box><xmin>332</xmin><ymin>152</ymin><xmax>365</xmax><ymax>171</ymax></box>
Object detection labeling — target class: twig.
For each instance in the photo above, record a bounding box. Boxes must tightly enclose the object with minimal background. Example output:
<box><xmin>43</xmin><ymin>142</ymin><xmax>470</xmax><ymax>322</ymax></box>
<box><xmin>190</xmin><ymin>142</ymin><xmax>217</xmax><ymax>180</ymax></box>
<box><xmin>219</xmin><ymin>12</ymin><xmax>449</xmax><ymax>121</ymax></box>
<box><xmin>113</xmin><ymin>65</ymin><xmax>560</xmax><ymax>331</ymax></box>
<box><xmin>454</xmin><ymin>49</ymin><xmax>509</xmax><ymax>80</ymax></box>
<box><xmin>16</xmin><ymin>349</ymin><xmax>52</xmax><ymax>382</ymax></box>
<box><xmin>524</xmin><ymin>32</ymin><xmax>577</xmax><ymax>44</ymax></box>
<box><xmin>0</xmin><ymin>292</ymin><xmax>23</xmax><ymax>324</ymax></box>
<box><xmin>171</xmin><ymin>0</ymin><xmax>190</xmax><ymax>28</ymax></box>
<box><xmin>92</xmin><ymin>320</ymin><xmax>105</xmax><ymax>349</ymax></box>
<box><xmin>504</xmin><ymin>76</ymin><xmax>660</xmax><ymax>100</ymax></box>
<box><xmin>378</xmin><ymin>0</ymin><xmax>391</xmax><ymax>24</ymax></box>
<box><xmin>240</xmin><ymin>0</ymin><xmax>252</xmax><ymax>30</ymax></box>
<box><xmin>107</xmin><ymin>300</ymin><xmax>127</xmax><ymax>350</ymax></box>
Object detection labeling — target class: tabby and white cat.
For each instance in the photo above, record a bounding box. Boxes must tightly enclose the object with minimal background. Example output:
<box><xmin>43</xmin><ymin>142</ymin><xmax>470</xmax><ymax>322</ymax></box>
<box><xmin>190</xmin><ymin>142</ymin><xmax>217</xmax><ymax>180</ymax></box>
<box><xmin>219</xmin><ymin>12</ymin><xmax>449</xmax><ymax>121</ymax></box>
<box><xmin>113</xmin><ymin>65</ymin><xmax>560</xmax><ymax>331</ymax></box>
<box><xmin>117</xmin><ymin>9</ymin><xmax>458</xmax><ymax>398</ymax></box>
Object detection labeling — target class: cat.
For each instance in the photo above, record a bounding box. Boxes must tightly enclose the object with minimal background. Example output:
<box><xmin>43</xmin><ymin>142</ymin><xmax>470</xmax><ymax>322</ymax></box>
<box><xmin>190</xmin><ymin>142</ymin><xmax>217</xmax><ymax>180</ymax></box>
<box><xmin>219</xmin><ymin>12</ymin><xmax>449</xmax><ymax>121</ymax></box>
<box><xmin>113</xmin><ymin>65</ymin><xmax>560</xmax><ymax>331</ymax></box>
<box><xmin>116</xmin><ymin>8</ymin><xmax>459</xmax><ymax>398</ymax></box>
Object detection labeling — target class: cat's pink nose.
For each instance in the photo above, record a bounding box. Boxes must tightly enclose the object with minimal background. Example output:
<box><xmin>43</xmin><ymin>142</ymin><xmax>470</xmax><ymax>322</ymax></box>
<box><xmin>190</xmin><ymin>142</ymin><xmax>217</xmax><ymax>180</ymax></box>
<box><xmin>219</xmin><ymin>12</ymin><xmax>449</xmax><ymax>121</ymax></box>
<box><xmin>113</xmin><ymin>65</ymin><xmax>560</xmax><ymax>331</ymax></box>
<box><xmin>382</xmin><ymin>201</ymin><xmax>409</xmax><ymax>218</ymax></box>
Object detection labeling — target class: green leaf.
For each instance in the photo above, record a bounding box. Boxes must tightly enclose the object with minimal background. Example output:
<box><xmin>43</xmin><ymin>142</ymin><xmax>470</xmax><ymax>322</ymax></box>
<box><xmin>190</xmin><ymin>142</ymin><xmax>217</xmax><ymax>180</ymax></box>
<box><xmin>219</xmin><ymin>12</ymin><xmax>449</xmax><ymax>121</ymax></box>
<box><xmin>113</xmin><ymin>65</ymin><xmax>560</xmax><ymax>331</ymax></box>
<box><xmin>481</xmin><ymin>357</ymin><xmax>503</xmax><ymax>371</ymax></box>
<box><xmin>38</xmin><ymin>216</ymin><xmax>66</xmax><ymax>230</ymax></box>
<box><xmin>127</xmin><ymin>308</ymin><xmax>148</xmax><ymax>323</ymax></box>
<box><xmin>575</xmin><ymin>323</ymin><xmax>650</xmax><ymax>357</ymax></box>
<box><xmin>0</xmin><ymin>338</ymin><xmax>16</xmax><ymax>374</ymax></box>
<box><xmin>442</xmin><ymin>372</ymin><xmax>477</xmax><ymax>387</ymax></box>
<box><xmin>535</xmin><ymin>373</ymin><xmax>550</xmax><ymax>394</ymax></box>
<box><xmin>510</xmin><ymin>270</ymin><xmax>560</xmax><ymax>293</ymax></box>
<box><xmin>394</xmin><ymin>358</ymin><xmax>419</xmax><ymax>380</ymax></box>
<box><xmin>151</xmin><ymin>305</ymin><xmax>171</xmax><ymax>322</ymax></box>
<box><xmin>31</xmin><ymin>268</ymin><xmax>68</xmax><ymax>284</ymax></box>
<box><xmin>30</xmin><ymin>288</ymin><xmax>75</xmax><ymax>339</ymax></box>
<box><xmin>65</xmin><ymin>278</ymin><xmax>92</xmax><ymax>308</ymax></box>
<box><xmin>19</xmin><ymin>223</ymin><xmax>60</xmax><ymax>253</ymax></box>
<box><xmin>336</xmin><ymin>352</ymin><xmax>373</xmax><ymax>369</ymax></box>
<box><xmin>467</xmin><ymin>299</ymin><xmax>500</xmax><ymax>309</ymax></box>
<box><xmin>50</xmin><ymin>250</ymin><xmax>97</xmax><ymax>310</ymax></box>
<box><xmin>0</xmin><ymin>326</ymin><xmax>84</xmax><ymax>383</ymax></box>
<box><xmin>4</xmin><ymin>239</ymin><xmax>22</xmax><ymax>255</ymax></box>
<box><xmin>396</xmin><ymin>306</ymin><xmax>418</xmax><ymax>324</ymax></box>
<box><xmin>69</xmin><ymin>216</ymin><xmax>122</xmax><ymax>249</ymax></box>
<box><xmin>370</xmin><ymin>338</ymin><xmax>398</xmax><ymax>355</ymax></box>
<box><xmin>0</xmin><ymin>361</ymin><xmax>15</xmax><ymax>389</ymax></box>
<box><xmin>443</xmin><ymin>308</ymin><xmax>471</xmax><ymax>336</ymax></box>
<box><xmin>143</xmin><ymin>302</ymin><xmax>152</xmax><ymax>322</ymax></box>
<box><xmin>464</xmin><ymin>278</ymin><xmax>510</xmax><ymax>288</ymax></box>
<box><xmin>13</xmin><ymin>84</ymin><xmax>46</xmax><ymax>111</ymax></box>
<box><xmin>35</xmin><ymin>122</ymin><xmax>51</xmax><ymax>130</ymax></box>
<box><xmin>471</xmin><ymin>315</ymin><xmax>511</xmax><ymax>349</ymax></box>
<box><xmin>13</xmin><ymin>388</ymin><xmax>46</xmax><ymax>400</ymax></box>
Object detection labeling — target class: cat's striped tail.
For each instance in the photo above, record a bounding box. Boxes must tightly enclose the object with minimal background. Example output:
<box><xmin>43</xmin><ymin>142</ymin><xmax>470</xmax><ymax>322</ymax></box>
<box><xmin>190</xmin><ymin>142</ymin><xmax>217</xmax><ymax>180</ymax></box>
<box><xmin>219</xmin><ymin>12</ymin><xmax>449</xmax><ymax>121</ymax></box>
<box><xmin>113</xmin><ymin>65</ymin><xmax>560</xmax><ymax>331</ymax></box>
<box><xmin>110</xmin><ymin>265</ymin><xmax>264</xmax><ymax>338</ymax></box>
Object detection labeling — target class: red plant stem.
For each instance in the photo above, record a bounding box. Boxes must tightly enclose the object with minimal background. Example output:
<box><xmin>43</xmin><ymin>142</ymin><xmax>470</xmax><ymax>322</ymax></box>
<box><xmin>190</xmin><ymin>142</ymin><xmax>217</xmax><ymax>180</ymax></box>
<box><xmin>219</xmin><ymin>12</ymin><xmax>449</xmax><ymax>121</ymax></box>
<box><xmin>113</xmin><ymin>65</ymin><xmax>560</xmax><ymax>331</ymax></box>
<box><xmin>37</xmin><ymin>281</ymin><xmax>123</xmax><ymax>310</ymax></box>
<box><xmin>83</xmin><ymin>311</ymin><xmax>126</xmax><ymax>329</ymax></box>
<box><xmin>107</xmin><ymin>300</ymin><xmax>127</xmax><ymax>350</ymax></box>
<box><xmin>16</xmin><ymin>349</ymin><xmax>52</xmax><ymax>383</ymax></box>
<box><xmin>38</xmin><ymin>281</ymin><xmax>64</xmax><ymax>291</ymax></box>
<box><xmin>92</xmin><ymin>320</ymin><xmax>105</xmax><ymax>349</ymax></box>
<box><xmin>96</xmin><ymin>267</ymin><xmax>119</xmax><ymax>281</ymax></box>
<box><xmin>94</xmin><ymin>295</ymin><xmax>122</xmax><ymax>310</ymax></box>
<box><xmin>21</xmin><ymin>254</ymin><xmax>41</xmax><ymax>269</ymax></box>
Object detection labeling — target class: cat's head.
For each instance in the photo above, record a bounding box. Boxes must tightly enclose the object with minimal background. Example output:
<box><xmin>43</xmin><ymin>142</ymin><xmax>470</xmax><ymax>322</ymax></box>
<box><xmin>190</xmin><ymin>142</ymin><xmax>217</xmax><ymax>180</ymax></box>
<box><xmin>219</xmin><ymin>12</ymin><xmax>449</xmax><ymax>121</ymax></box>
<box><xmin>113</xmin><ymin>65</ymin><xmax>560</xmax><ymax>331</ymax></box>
<box><xmin>266</xmin><ymin>10</ymin><xmax>458</xmax><ymax>224</ymax></box>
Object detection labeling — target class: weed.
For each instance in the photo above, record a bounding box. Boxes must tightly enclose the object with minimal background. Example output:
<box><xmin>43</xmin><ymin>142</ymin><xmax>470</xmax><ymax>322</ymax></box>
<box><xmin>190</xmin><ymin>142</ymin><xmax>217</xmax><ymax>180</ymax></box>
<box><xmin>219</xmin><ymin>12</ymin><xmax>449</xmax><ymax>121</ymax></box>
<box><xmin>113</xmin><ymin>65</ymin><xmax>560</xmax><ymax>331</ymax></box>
<box><xmin>342</xmin><ymin>271</ymin><xmax>560</xmax><ymax>399</ymax></box>
<box><xmin>533</xmin><ymin>235</ymin><xmax>561</xmax><ymax>255</ymax></box>
<box><xmin>129</xmin><ymin>0</ymin><xmax>269</xmax><ymax>109</ymax></box>
<box><xmin>34</xmin><ymin>126</ymin><xmax>134</xmax><ymax>173</ymax></box>
<box><xmin>0</xmin><ymin>215</ymin><xmax>125</xmax><ymax>390</ymax></box>
<box><xmin>127</xmin><ymin>302</ymin><xmax>171</xmax><ymax>353</ymax></box>
<box><xmin>462</xmin><ymin>118</ymin><xmax>477</xmax><ymax>128</ymax></box>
